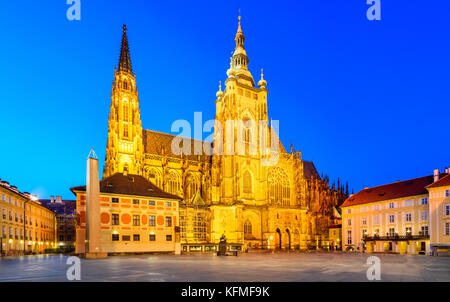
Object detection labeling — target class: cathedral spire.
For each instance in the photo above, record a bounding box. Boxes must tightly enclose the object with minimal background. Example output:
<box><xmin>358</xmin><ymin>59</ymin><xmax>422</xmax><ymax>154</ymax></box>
<box><xmin>232</xmin><ymin>12</ymin><xmax>248</xmax><ymax>71</ymax></box>
<box><xmin>118</xmin><ymin>24</ymin><xmax>132</xmax><ymax>74</ymax></box>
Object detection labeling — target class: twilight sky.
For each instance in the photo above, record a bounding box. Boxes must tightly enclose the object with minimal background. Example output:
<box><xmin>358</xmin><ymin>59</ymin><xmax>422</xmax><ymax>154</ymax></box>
<box><xmin>0</xmin><ymin>1</ymin><xmax>449</xmax><ymax>199</ymax></box>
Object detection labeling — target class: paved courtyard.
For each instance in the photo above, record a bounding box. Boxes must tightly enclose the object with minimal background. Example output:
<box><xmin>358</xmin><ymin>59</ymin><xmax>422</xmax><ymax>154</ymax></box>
<box><xmin>0</xmin><ymin>252</ymin><xmax>448</xmax><ymax>282</ymax></box>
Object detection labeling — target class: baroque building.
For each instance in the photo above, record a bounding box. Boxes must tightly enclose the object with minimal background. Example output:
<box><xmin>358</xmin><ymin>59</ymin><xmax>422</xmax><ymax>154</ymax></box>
<box><xmin>341</xmin><ymin>168</ymin><xmax>450</xmax><ymax>255</ymax></box>
<box><xmin>0</xmin><ymin>178</ymin><xmax>56</xmax><ymax>256</ymax></box>
<box><xmin>103</xmin><ymin>19</ymin><xmax>348</xmax><ymax>252</ymax></box>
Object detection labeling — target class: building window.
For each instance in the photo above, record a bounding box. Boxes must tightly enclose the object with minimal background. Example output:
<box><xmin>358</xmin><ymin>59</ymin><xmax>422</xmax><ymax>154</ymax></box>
<box><xmin>347</xmin><ymin>209</ymin><xmax>351</xmax><ymax>214</ymax></box>
<box><xmin>374</xmin><ymin>215</ymin><xmax>379</xmax><ymax>225</ymax></box>
<box><xmin>405</xmin><ymin>227</ymin><xmax>412</xmax><ymax>234</ymax></box>
<box><xmin>389</xmin><ymin>215</ymin><xmax>395</xmax><ymax>223</ymax></box>
<box><xmin>123</xmin><ymin>104</ymin><xmax>129</xmax><ymax>122</ymax></box>
<box><xmin>268</xmin><ymin>167</ymin><xmax>290</xmax><ymax>206</ymax></box>
<box><xmin>165</xmin><ymin>202</ymin><xmax>171</xmax><ymax>207</ymax></box>
<box><xmin>59</xmin><ymin>235</ymin><xmax>64</xmax><ymax>241</ymax></box>
<box><xmin>149</xmin><ymin>200</ymin><xmax>155</xmax><ymax>206</ymax></box>
<box><xmin>133</xmin><ymin>234</ymin><xmax>140</xmax><ymax>241</ymax></box>
<box><xmin>445</xmin><ymin>205</ymin><xmax>450</xmax><ymax>216</ymax></box>
<box><xmin>373</xmin><ymin>205</ymin><xmax>379</xmax><ymax>211</ymax></box>
<box><xmin>347</xmin><ymin>219</ymin><xmax>351</xmax><ymax>226</ymax></box>
<box><xmin>389</xmin><ymin>202</ymin><xmax>394</xmax><ymax>209</ymax></box>
<box><xmin>446</xmin><ymin>190</ymin><xmax>450</xmax><ymax>197</ymax></box>
<box><xmin>244</xmin><ymin>220</ymin><xmax>252</xmax><ymax>238</ymax></box>
<box><xmin>122</xmin><ymin>235</ymin><xmax>130</xmax><ymax>241</ymax></box>
<box><xmin>112</xmin><ymin>198</ymin><xmax>119</xmax><ymax>203</ymax></box>
<box><xmin>149</xmin><ymin>234</ymin><xmax>156</xmax><ymax>241</ymax></box>
<box><xmin>445</xmin><ymin>223</ymin><xmax>449</xmax><ymax>236</ymax></box>
<box><xmin>112</xmin><ymin>214</ymin><xmax>119</xmax><ymax>225</ymax></box>
<box><xmin>388</xmin><ymin>228</ymin><xmax>395</xmax><ymax>236</ymax></box>
<box><xmin>421</xmin><ymin>225</ymin><xmax>429</xmax><ymax>236</ymax></box>
<box><xmin>123</xmin><ymin>125</ymin><xmax>128</xmax><ymax>138</ymax></box>
<box><xmin>165</xmin><ymin>216</ymin><xmax>172</xmax><ymax>227</ymax></box>
<box><xmin>167</xmin><ymin>171</ymin><xmax>181</xmax><ymax>196</ymax></box>
<box><xmin>421</xmin><ymin>211</ymin><xmax>428</xmax><ymax>222</ymax></box>
<box><xmin>112</xmin><ymin>234</ymin><xmax>119</xmax><ymax>241</ymax></box>
<box><xmin>347</xmin><ymin>230</ymin><xmax>352</xmax><ymax>245</ymax></box>
<box><xmin>421</xmin><ymin>198</ymin><xmax>428</xmax><ymax>205</ymax></box>
<box><xmin>406</xmin><ymin>213</ymin><xmax>412</xmax><ymax>222</ymax></box>
<box><xmin>362</xmin><ymin>217</ymin><xmax>367</xmax><ymax>225</ymax></box>
<box><xmin>133</xmin><ymin>199</ymin><xmax>139</xmax><ymax>205</ymax></box>
<box><xmin>166</xmin><ymin>235</ymin><xmax>172</xmax><ymax>241</ymax></box>
<box><xmin>149</xmin><ymin>215</ymin><xmax>156</xmax><ymax>226</ymax></box>
<box><xmin>133</xmin><ymin>215</ymin><xmax>140</xmax><ymax>226</ymax></box>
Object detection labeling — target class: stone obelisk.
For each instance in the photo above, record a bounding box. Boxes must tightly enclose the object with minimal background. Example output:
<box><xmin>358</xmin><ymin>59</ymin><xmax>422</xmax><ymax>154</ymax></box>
<box><xmin>85</xmin><ymin>149</ymin><xmax>107</xmax><ymax>259</ymax></box>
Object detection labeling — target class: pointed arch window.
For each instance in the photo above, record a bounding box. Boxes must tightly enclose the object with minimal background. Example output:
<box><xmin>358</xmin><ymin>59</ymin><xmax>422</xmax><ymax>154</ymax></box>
<box><xmin>147</xmin><ymin>168</ymin><xmax>162</xmax><ymax>189</ymax></box>
<box><xmin>123</xmin><ymin>124</ymin><xmax>128</xmax><ymax>138</ymax></box>
<box><xmin>268</xmin><ymin>167</ymin><xmax>290</xmax><ymax>206</ymax></box>
<box><xmin>166</xmin><ymin>171</ymin><xmax>180</xmax><ymax>195</ymax></box>
<box><xmin>244</xmin><ymin>220</ymin><xmax>252</xmax><ymax>237</ymax></box>
<box><xmin>185</xmin><ymin>174</ymin><xmax>199</xmax><ymax>201</ymax></box>
<box><xmin>123</xmin><ymin>103</ymin><xmax>129</xmax><ymax>122</ymax></box>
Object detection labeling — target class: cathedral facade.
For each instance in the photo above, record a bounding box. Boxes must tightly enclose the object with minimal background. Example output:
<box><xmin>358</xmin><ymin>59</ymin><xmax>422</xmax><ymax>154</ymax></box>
<box><xmin>103</xmin><ymin>20</ymin><xmax>347</xmax><ymax>252</ymax></box>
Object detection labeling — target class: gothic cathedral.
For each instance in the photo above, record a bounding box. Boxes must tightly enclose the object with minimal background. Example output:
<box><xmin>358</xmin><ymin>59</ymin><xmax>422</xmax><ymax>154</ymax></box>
<box><xmin>103</xmin><ymin>19</ymin><xmax>348</xmax><ymax>252</ymax></box>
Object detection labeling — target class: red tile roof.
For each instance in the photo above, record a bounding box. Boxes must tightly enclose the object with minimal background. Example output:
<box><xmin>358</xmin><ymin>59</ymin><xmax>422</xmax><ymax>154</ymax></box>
<box><xmin>341</xmin><ymin>173</ymin><xmax>448</xmax><ymax>207</ymax></box>
<box><xmin>70</xmin><ymin>173</ymin><xmax>181</xmax><ymax>200</ymax></box>
<box><xmin>426</xmin><ymin>173</ymin><xmax>450</xmax><ymax>188</ymax></box>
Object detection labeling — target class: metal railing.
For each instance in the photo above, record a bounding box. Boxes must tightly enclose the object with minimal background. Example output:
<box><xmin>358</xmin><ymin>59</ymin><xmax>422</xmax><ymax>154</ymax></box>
<box><xmin>363</xmin><ymin>234</ymin><xmax>429</xmax><ymax>241</ymax></box>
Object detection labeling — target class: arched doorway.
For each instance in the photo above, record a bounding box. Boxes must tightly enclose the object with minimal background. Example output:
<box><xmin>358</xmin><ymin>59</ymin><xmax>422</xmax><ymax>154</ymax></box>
<box><xmin>275</xmin><ymin>228</ymin><xmax>282</xmax><ymax>250</ymax></box>
<box><xmin>285</xmin><ymin>229</ymin><xmax>291</xmax><ymax>250</ymax></box>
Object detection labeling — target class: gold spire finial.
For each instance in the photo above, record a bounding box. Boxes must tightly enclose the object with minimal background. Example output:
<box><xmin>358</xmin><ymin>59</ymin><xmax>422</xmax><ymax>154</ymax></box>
<box><xmin>261</xmin><ymin>68</ymin><xmax>264</xmax><ymax>78</ymax></box>
<box><xmin>238</xmin><ymin>8</ymin><xmax>241</xmax><ymax>22</ymax></box>
<box><xmin>219</xmin><ymin>80</ymin><xmax>222</xmax><ymax>89</ymax></box>
<box><xmin>123</xmin><ymin>24</ymin><xmax>127</xmax><ymax>32</ymax></box>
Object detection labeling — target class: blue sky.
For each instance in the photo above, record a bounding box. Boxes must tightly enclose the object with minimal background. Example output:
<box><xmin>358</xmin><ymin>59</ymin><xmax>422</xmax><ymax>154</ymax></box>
<box><xmin>0</xmin><ymin>1</ymin><xmax>449</xmax><ymax>199</ymax></box>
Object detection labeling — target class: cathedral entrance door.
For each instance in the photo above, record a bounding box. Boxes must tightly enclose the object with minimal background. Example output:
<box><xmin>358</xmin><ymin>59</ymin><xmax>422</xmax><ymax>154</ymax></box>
<box><xmin>276</xmin><ymin>229</ymin><xmax>282</xmax><ymax>250</ymax></box>
<box><xmin>285</xmin><ymin>229</ymin><xmax>291</xmax><ymax>250</ymax></box>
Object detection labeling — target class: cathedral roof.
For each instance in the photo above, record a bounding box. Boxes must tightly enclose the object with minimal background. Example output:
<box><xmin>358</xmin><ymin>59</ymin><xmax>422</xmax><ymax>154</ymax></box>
<box><xmin>341</xmin><ymin>173</ymin><xmax>448</xmax><ymax>207</ymax></box>
<box><xmin>70</xmin><ymin>173</ymin><xmax>181</xmax><ymax>200</ymax></box>
<box><xmin>303</xmin><ymin>161</ymin><xmax>320</xmax><ymax>179</ymax></box>
<box><xmin>143</xmin><ymin>129</ymin><xmax>212</xmax><ymax>162</ymax></box>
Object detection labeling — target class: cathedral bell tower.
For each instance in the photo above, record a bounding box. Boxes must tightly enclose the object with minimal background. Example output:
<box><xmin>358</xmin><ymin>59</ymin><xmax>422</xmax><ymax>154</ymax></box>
<box><xmin>104</xmin><ymin>25</ymin><xmax>144</xmax><ymax>178</ymax></box>
<box><xmin>212</xmin><ymin>15</ymin><xmax>270</xmax><ymax>205</ymax></box>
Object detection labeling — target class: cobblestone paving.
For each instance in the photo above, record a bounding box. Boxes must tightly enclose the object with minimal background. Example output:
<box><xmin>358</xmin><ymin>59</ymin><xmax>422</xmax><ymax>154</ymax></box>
<box><xmin>0</xmin><ymin>252</ymin><xmax>448</xmax><ymax>282</ymax></box>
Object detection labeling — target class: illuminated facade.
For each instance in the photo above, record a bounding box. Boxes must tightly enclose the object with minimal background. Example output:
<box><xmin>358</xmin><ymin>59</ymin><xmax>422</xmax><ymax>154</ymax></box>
<box><xmin>426</xmin><ymin>169</ymin><xmax>450</xmax><ymax>255</ymax></box>
<box><xmin>71</xmin><ymin>173</ymin><xmax>181</xmax><ymax>254</ymax></box>
<box><xmin>102</xmin><ymin>19</ymin><xmax>347</xmax><ymax>252</ymax></box>
<box><xmin>0</xmin><ymin>179</ymin><xmax>56</xmax><ymax>256</ymax></box>
<box><xmin>342</xmin><ymin>168</ymin><xmax>450</xmax><ymax>255</ymax></box>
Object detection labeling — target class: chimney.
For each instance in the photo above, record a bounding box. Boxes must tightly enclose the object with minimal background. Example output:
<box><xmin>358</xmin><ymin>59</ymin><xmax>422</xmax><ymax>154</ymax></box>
<box><xmin>433</xmin><ymin>169</ymin><xmax>440</xmax><ymax>182</ymax></box>
<box><xmin>446</xmin><ymin>167</ymin><xmax>450</xmax><ymax>174</ymax></box>
<box><xmin>50</xmin><ymin>196</ymin><xmax>55</xmax><ymax>203</ymax></box>
<box><xmin>56</xmin><ymin>196</ymin><xmax>62</xmax><ymax>203</ymax></box>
